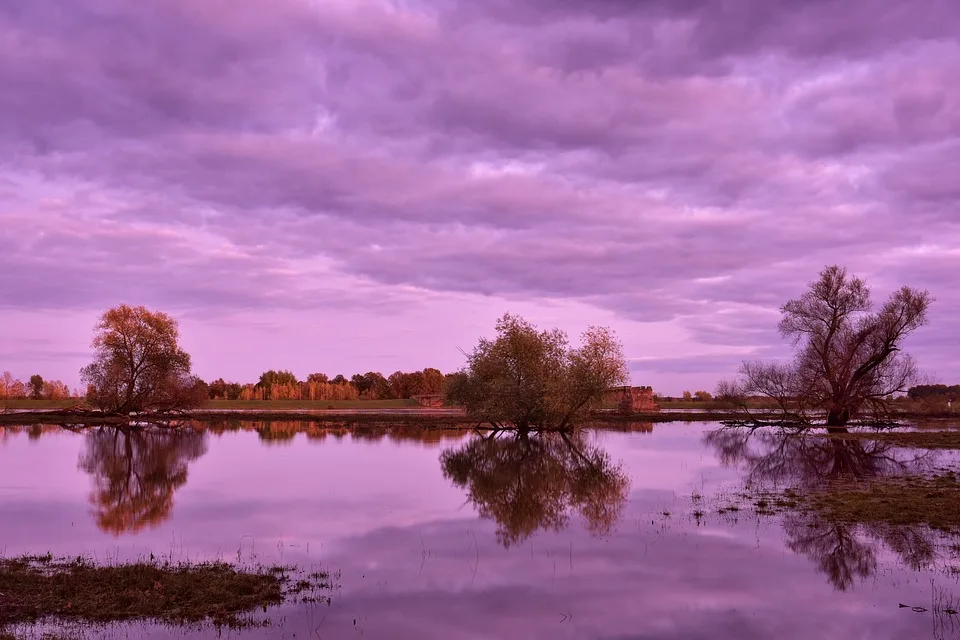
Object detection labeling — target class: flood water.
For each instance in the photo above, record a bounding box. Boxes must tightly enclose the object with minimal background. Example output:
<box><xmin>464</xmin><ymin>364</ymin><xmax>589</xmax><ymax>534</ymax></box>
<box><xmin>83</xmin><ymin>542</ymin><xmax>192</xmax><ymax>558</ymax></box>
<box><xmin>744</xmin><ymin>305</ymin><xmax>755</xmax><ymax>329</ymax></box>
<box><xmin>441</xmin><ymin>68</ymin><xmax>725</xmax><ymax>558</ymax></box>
<box><xmin>2</xmin><ymin>420</ymin><xmax>959</xmax><ymax>639</ymax></box>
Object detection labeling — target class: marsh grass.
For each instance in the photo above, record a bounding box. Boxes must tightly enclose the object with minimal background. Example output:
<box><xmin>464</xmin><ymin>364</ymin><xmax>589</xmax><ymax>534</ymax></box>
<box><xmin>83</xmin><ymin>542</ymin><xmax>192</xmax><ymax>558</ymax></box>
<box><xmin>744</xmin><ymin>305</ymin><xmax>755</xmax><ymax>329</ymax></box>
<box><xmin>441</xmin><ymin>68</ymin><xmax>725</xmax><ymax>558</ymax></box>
<box><xmin>730</xmin><ymin>472</ymin><xmax>960</xmax><ymax>532</ymax></box>
<box><xmin>806</xmin><ymin>472</ymin><xmax>960</xmax><ymax>532</ymax></box>
<box><xmin>0</xmin><ymin>554</ymin><xmax>333</xmax><ymax>633</ymax></box>
<box><xmin>823</xmin><ymin>430</ymin><xmax>960</xmax><ymax>450</ymax></box>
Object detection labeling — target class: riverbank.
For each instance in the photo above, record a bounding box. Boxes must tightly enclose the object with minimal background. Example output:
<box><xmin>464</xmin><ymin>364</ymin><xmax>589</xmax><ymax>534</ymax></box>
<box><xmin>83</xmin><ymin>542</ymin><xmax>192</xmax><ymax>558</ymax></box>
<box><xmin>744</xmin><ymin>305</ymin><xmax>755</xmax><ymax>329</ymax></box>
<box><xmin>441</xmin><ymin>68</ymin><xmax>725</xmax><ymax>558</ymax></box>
<box><xmin>0</xmin><ymin>407</ymin><xmax>756</xmax><ymax>427</ymax></box>
<box><xmin>3</xmin><ymin>406</ymin><xmax>959</xmax><ymax>427</ymax></box>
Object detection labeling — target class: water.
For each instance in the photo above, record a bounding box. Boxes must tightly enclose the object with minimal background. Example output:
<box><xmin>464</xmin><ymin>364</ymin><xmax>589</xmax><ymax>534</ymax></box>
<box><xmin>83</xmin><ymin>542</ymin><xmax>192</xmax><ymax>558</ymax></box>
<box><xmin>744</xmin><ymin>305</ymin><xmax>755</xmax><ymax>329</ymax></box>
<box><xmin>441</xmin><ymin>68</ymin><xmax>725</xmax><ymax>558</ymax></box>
<box><xmin>1</xmin><ymin>421</ymin><xmax>958</xmax><ymax>639</ymax></box>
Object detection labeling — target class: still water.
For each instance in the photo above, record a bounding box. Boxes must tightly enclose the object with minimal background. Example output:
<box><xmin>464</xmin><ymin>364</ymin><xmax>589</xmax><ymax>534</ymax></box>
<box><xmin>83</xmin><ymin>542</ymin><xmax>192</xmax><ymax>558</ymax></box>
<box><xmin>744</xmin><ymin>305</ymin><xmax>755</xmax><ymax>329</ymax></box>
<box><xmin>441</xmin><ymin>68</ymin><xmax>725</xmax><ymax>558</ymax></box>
<box><xmin>1</xmin><ymin>421</ymin><xmax>958</xmax><ymax>639</ymax></box>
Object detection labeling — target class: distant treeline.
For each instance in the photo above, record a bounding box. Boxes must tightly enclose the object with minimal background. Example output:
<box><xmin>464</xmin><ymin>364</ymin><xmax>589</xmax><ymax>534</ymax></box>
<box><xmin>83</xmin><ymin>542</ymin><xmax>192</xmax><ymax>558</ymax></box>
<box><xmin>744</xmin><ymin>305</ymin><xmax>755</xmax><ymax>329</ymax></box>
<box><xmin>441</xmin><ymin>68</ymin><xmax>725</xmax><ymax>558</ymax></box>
<box><xmin>0</xmin><ymin>366</ymin><xmax>461</xmax><ymax>404</ymax></box>
<box><xmin>1</xmin><ymin>372</ymin><xmax>77</xmax><ymax>400</ymax></box>
<box><xmin>206</xmin><ymin>368</ymin><xmax>456</xmax><ymax>402</ymax></box>
<box><xmin>907</xmin><ymin>385</ymin><xmax>960</xmax><ymax>400</ymax></box>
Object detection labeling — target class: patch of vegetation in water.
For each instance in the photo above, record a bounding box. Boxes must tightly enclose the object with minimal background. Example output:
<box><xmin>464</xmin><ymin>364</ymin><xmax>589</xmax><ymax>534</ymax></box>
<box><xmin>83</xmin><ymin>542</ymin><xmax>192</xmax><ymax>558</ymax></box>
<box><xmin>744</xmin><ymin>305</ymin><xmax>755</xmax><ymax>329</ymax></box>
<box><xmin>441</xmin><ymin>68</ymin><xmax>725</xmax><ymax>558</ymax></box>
<box><xmin>733</xmin><ymin>472</ymin><xmax>960</xmax><ymax>533</ymax></box>
<box><xmin>822</xmin><ymin>430</ymin><xmax>960</xmax><ymax>450</ymax></box>
<box><xmin>806</xmin><ymin>472</ymin><xmax>960</xmax><ymax>532</ymax></box>
<box><xmin>0</xmin><ymin>554</ymin><xmax>333</xmax><ymax>634</ymax></box>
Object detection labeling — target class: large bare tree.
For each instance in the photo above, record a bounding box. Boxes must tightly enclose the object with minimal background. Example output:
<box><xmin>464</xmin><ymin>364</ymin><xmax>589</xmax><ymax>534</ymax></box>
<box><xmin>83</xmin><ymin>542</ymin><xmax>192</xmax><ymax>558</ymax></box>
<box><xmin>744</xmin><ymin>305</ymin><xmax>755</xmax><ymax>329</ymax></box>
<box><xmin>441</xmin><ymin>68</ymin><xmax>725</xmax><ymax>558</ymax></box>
<box><xmin>81</xmin><ymin>305</ymin><xmax>205</xmax><ymax>413</ymax></box>
<box><xmin>721</xmin><ymin>266</ymin><xmax>932</xmax><ymax>426</ymax></box>
<box><xmin>447</xmin><ymin>314</ymin><xmax>628</xmax><ymax>431</ymax></box>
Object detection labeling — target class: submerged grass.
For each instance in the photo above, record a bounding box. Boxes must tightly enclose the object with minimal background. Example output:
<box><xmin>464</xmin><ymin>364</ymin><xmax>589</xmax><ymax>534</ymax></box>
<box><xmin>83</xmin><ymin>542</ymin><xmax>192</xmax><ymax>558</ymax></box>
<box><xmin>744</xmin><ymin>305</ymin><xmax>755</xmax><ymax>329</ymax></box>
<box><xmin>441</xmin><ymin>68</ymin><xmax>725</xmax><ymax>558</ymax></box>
<box><xmin>731</xmin><ymin>472</ymin><xmax>960</xmax><ymax>533</ymax></box>
<box><xmin>0</xmin><ymin>554</ymin><xmax>333</xmax><ymax>632</ymax></box>
<box><xmin>824</xmin><ymin>430</ymin><xmax>960</xmax><ymax>450</ymax></box>
<box><xmin>807</xmin><ymin>472</ymin><xmax>960</xmax><ymax>532</ymax></box>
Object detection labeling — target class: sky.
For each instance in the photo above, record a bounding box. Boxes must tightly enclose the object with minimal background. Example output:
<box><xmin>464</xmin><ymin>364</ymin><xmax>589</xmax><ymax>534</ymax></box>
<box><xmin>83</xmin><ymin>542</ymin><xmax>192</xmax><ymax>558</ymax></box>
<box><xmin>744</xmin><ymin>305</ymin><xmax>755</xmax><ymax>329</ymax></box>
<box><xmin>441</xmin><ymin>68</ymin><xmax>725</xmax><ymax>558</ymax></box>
<box><xmin>1</xmin><ymin>0</ymin><xmax>958</xmax><ymax>395</ymax></box>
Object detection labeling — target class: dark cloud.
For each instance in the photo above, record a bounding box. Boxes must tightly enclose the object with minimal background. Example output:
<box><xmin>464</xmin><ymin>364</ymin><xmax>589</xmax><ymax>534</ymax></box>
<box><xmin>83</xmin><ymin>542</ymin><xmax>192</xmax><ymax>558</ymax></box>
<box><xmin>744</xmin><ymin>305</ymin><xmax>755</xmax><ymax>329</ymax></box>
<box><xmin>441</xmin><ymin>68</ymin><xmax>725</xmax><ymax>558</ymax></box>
<box><xmin>1</xmin><ymin>0</ymin><xmax>957</xmax><ymax>386</ymax></box>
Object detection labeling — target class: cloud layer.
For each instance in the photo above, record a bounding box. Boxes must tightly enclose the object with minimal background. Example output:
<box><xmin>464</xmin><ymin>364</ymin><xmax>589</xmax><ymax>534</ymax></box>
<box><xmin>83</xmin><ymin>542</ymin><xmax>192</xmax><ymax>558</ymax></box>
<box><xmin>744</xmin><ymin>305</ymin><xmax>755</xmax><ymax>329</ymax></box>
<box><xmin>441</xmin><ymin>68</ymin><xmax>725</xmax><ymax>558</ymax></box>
<box><xmin>1</xmin><ymin>0</ymin><xmax>957</xmax><ymax>390</ymax></box>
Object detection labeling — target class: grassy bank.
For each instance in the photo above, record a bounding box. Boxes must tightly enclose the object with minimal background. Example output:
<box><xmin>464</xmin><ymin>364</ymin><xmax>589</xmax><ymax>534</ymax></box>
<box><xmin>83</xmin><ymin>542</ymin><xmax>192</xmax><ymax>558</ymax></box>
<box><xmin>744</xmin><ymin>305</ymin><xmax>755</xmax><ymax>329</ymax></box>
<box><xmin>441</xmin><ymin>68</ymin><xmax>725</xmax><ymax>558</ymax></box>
<box><xmin>0</xmin><ymin>399</ymin><xmax>84</xmax><ymax>410</ymax></box>
<box><xmin>0</xmin><ymin>555</ymin><xmax>332</xmax><ymax>634</ymax></box>
<box><xmin>2</xmin><ymin>406</ymin><xmax>955</xmax><ymax>428</ymax></box>
<box><xmin>823</xmin><ymin>429</ymin><xmax>960</xmax><ymax>450</ymax></box>
<box><xmin>1</xmin><ymin>398</ymin><xmax>420</xmax><ymax>411</ymax></box>
<box><xmin>0</xmin><ymin>408</ymin><xmax>749</xmax><ymax>427</ymax></box>
<box><xmin>204</xmin><ymin>398</ymin><xmax>420</xmax><ymax>410</ymax></box>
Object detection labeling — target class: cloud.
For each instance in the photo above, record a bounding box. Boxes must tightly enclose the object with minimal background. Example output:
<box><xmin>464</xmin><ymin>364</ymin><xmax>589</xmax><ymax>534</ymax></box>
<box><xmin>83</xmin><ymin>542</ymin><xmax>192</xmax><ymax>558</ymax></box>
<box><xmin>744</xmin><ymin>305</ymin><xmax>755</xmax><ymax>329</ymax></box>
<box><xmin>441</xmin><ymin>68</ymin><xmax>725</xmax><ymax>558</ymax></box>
<box><xmin>1</xmin><ymin>0</ymin><xmax>957</xmax><ymax>390</ymax></box>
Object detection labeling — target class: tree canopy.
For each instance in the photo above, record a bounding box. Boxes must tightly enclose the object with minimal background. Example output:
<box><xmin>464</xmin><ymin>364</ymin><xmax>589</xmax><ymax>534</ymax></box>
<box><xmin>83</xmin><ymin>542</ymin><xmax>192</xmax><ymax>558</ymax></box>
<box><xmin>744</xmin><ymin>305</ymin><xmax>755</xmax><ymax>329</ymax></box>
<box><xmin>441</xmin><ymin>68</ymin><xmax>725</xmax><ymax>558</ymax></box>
<box><xmin>720</xmin><ymin>266</ymin><xmax>932</xmax><ymax>426</ymax></box>
<box><xmin>447</xmin><ymin>314</ymin><xmax>628</xmax><ymax>431</ymax></box>
<box><xmin>80</xmin><ymin>305</ymin><xmax>204</xmax><ymax>413</ymax></box>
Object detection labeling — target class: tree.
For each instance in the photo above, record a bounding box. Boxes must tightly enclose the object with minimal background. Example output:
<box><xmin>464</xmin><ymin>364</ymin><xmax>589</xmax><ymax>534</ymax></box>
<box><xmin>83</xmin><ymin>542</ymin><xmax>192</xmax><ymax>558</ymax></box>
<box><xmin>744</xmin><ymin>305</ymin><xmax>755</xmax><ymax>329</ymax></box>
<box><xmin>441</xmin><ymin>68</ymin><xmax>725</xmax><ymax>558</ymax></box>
<box><xmin>908</xmin><ymin>384</ymin><xmax>960</xmax><ymax>400</ymax></box>
<box><xmin>42</xmin><ymin>379</ymin><xmax>71</xmax><ymax>400</ymax></box>
<box><xmin>29</xmin><ymin>375</ymin><xmax>44</xmax><ymax>399</ymax></box>
<box><xmin>720</xmin><ymin>266</ymin><xmax>932</xmax><ymax>426</ymax></box>
<box><xmin>257</xmin><ymin>369</ymin><xmax>298</xmax><ymax>388</ymax></box>
<box><xmin>80</xmin><ymin>305</ymin><xmax>204</xmax><ymax>413</ymax></box>
<box><xmin>422</xmin><ymin>368</ymin><xmax>445</xmax><ymax>395</ymax></box>
<box><xmin>447</xmin><ymin>314</ymin><xmax>629</xmax><ymax>431</ymax></box>
<box><xmin>361</xmin><ymin>371</ymin><xmax>390</xmax><ymax>399</ymax></box>
<box><xmin>693</xmin><ymin>390</ymin><xmax>712</xmax><ymax>401</ymax></box>
<box><xmin>682</xmin><ymin>390</ymin><xmax>693</xmax><ymax>400</ymax></box>
<box><xmin>350</xmin><ymin>373</ymin><xmax>370</xmax><ymax>396</ymax></box>
<box><xmin>0</xmin><ymin>371</ymin><xmax>11</xmax><ymax>397</ymax></box>
<box><xmin>307</xmin><ymin>372</ymin><xmax>329</xmax><ymax>384</ymax></box>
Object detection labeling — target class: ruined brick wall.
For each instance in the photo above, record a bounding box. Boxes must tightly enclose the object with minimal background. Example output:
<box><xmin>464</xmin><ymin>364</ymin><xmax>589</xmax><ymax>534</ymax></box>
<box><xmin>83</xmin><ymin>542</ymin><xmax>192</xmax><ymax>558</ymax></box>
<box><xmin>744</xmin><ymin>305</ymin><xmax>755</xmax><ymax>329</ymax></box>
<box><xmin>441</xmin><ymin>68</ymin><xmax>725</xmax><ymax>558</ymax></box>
<box><xmin>603</xmin><ymin>386</ymin><xmax>660</xmax><ymax>413</ymax></box>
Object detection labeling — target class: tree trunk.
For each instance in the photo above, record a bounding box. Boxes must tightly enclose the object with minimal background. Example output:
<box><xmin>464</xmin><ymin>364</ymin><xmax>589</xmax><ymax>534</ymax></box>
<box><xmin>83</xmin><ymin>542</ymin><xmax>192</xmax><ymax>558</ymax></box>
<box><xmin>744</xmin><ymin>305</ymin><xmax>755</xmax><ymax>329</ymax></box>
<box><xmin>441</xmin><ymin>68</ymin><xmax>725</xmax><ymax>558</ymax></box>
<box><xmin>826</xmin><ymin>407</ymin><xmax>849</xmax><ymax>427</ymax></box>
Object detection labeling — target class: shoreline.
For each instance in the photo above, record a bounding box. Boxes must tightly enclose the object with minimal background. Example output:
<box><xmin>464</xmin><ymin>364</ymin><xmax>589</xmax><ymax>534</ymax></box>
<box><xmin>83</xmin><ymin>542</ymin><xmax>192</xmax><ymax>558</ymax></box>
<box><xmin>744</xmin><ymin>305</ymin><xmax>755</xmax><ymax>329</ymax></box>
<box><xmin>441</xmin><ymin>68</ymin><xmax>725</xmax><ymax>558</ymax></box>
<box><xmin>0</xmin><ymin>407</ymin><xmax>955</xmax><ymax>427</ymax></box>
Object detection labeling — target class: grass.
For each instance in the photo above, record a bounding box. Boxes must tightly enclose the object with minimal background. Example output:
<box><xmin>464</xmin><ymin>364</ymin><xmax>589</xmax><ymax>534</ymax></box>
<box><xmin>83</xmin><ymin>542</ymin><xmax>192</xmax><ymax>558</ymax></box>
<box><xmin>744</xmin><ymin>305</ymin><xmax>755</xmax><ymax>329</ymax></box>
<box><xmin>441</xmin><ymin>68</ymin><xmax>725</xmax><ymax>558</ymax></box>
<box><xmin>731</xmin><ymin>473</ymin><xmax>960</xmax><ymax>533</ymax></box>
<box><xmin>0</xmin><ymin>554</ymin><xmax>333</xmax><ymax>633</ymax></box>
<box><xmin>204</xmin><ymin>398</ymin><xmax>420</xmax><ymax>410</ymax></box>
<box><xmin>823</xmin><ymin>430</ymin><xmax>960</xmax><ymax>450</ymax></box>
<box><xmin>806</xmin><ymin>472</ymin><xmax>960</xmax><ymax>532</ymax></box>
<box><xmin>0</xmin><ymin>399</ymin><xmax>84</xmax><ymax>410</ymax></box>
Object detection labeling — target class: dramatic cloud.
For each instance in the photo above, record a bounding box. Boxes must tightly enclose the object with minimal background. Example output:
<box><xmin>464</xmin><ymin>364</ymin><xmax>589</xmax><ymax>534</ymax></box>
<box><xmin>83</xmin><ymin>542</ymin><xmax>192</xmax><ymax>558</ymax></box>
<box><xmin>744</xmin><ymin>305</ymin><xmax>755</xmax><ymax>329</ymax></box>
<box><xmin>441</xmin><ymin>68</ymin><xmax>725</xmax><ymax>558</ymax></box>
<box><xmin>1</xmin><ymin>0</ymin><xmax>957</xmax><ymax>391</ymax></box>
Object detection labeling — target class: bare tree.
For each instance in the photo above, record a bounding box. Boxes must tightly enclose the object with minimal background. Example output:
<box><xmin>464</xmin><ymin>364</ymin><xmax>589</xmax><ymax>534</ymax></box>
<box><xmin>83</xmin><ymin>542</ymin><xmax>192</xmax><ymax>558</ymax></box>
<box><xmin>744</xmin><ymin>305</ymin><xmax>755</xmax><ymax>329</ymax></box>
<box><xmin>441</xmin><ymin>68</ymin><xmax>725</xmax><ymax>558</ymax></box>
<box><xmin>80</xmin><ymin>305</ymin><xmax>205</xmax><ymax>413</ymax></box>
<box><xmin>719</xmin><ymin>266</ymin><xmax>932</xmax><ymax>426</ymax></box>
<box><xmin>447</xmin><ymin>314</ymin><xmax>629</xmax><ymax>431</ymax></box>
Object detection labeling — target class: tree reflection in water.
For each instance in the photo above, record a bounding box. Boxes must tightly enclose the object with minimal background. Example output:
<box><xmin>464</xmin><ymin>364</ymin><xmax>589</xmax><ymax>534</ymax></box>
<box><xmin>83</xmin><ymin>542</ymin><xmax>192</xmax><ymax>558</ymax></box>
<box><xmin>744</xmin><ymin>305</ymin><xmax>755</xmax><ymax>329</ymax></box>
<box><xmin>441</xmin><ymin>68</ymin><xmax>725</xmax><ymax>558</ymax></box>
<box><xmin>705</xmin><ymin>428</ymin><xmax>942</xmax><ymax>590</ymax></box>
<box><xmin>79</xmin><ymin>426</ymin><xmax>207</xmax><ymax>535</ymax></box>
<box><xmin>441</xmin><ymin>431</ymin><xmax>630</xmax><ymax>548</ymax></box>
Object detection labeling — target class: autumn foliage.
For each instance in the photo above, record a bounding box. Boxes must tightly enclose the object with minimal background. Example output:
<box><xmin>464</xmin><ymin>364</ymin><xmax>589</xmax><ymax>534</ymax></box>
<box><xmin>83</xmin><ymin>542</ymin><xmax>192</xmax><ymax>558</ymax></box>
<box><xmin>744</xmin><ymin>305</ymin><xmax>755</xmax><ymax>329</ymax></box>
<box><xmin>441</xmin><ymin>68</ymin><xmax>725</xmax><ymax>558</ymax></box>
<box><xmin>80</xmin><ymin>305</ymin><xmax>205</xmax><ymax>413</ymax></box>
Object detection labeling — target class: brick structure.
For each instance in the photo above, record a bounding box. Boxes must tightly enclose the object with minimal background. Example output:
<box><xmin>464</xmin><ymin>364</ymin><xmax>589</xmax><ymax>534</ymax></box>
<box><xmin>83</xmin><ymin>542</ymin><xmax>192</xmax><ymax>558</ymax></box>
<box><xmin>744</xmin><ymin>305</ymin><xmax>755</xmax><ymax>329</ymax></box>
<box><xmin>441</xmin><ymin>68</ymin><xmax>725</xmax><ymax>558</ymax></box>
<box><xmin>603</xmin><ymin>386</ymin><xmax>660</xmax><ymax>413</ymax></box>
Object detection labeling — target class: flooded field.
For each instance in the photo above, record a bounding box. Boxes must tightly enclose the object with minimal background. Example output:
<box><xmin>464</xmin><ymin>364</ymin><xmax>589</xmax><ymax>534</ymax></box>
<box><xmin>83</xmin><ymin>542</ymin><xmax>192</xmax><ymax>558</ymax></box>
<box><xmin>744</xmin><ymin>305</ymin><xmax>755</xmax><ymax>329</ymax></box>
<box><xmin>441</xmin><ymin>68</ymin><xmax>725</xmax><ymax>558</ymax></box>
<box><xmin>2</xmin><ymin>421</ymin><xmax>959</xmax><ymax>639</ymax></box>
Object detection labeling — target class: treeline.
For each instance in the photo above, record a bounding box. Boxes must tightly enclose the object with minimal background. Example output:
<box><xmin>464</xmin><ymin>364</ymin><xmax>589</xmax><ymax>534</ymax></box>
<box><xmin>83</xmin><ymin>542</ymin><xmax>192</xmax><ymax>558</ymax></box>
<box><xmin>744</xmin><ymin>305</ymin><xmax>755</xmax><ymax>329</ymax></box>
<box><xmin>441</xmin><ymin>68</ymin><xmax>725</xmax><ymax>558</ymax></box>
<box><xmin>1</xmin><ymin>372</ymin><xmax>77</xmax><ymax>400</ymax></box>
<box><xmin>206</xmin><ymin>368</ymin><xmax>455</xmax><ymax>401</ymax></box>
<box><xmin>907</xmin><ymin>385</ymin><xmax>960</xmax><ymax>400</ymax></box>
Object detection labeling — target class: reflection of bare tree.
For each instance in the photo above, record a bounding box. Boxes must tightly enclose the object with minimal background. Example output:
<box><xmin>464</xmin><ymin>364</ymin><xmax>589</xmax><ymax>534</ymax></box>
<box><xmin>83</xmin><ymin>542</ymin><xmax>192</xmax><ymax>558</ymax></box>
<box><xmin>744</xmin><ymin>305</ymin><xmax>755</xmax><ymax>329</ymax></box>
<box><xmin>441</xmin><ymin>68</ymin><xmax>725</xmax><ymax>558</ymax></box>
<box><xmin>440</xmin><ymin>432</ymin><xmax>629</xmax><ymax>547</ymax></box>
<box><xmin>79</xmin><ymin>427</ymin><xmax>207</xmax><ymax>535</ymax></box>
<box><xmin>704</xmin><ymin>428</ymin><xmax>931</xmax><ymax>489</ymax></box>
<box><xmin>781</xmin><ymin>513</ymin><xmax>877</xmax><ymax>590</ymax></box>
<box><xmin>705</xmin><ymin>428</ymin><xmax>940</xmax><ymax>590</ymax></box>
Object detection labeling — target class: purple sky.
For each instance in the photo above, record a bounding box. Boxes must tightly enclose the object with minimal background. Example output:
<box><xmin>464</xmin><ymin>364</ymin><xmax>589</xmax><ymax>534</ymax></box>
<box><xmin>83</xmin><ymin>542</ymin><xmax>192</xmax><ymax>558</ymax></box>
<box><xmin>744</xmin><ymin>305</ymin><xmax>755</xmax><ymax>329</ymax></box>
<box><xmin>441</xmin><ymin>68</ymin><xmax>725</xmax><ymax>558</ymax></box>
<box><xmin>1</xmin><ymin>0</ymin><xmax>958</xmax><ymax>394</ymax></box>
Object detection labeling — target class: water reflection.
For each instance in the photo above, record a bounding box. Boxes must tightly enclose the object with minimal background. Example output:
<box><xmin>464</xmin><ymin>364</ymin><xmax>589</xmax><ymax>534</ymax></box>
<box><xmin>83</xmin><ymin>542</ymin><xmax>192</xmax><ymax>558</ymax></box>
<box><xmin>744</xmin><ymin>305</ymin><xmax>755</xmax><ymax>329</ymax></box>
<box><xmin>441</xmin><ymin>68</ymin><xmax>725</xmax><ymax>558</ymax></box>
<box><xmin>203</xmin><ymin>419</ymin><xmax>470</xmax><ymax>447</ymax></box>
<box><xmin>705</xmin><ymin>428</ymin><xmax>945</xmax><ymax>590</ymax></box>
<box><xmin>79</xmin><ymin>427</ymin><xmax>207</xmax><ymax>535</ymax></box>
<box><xmin>440</xmin><ymin>431</ymin><xmax>629</xmax><ymax>547</ymax></box>
<box><xmin>704</xmin><ymin>428</ymin><xmax>931</xmax><ymax>488</ymax></box>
